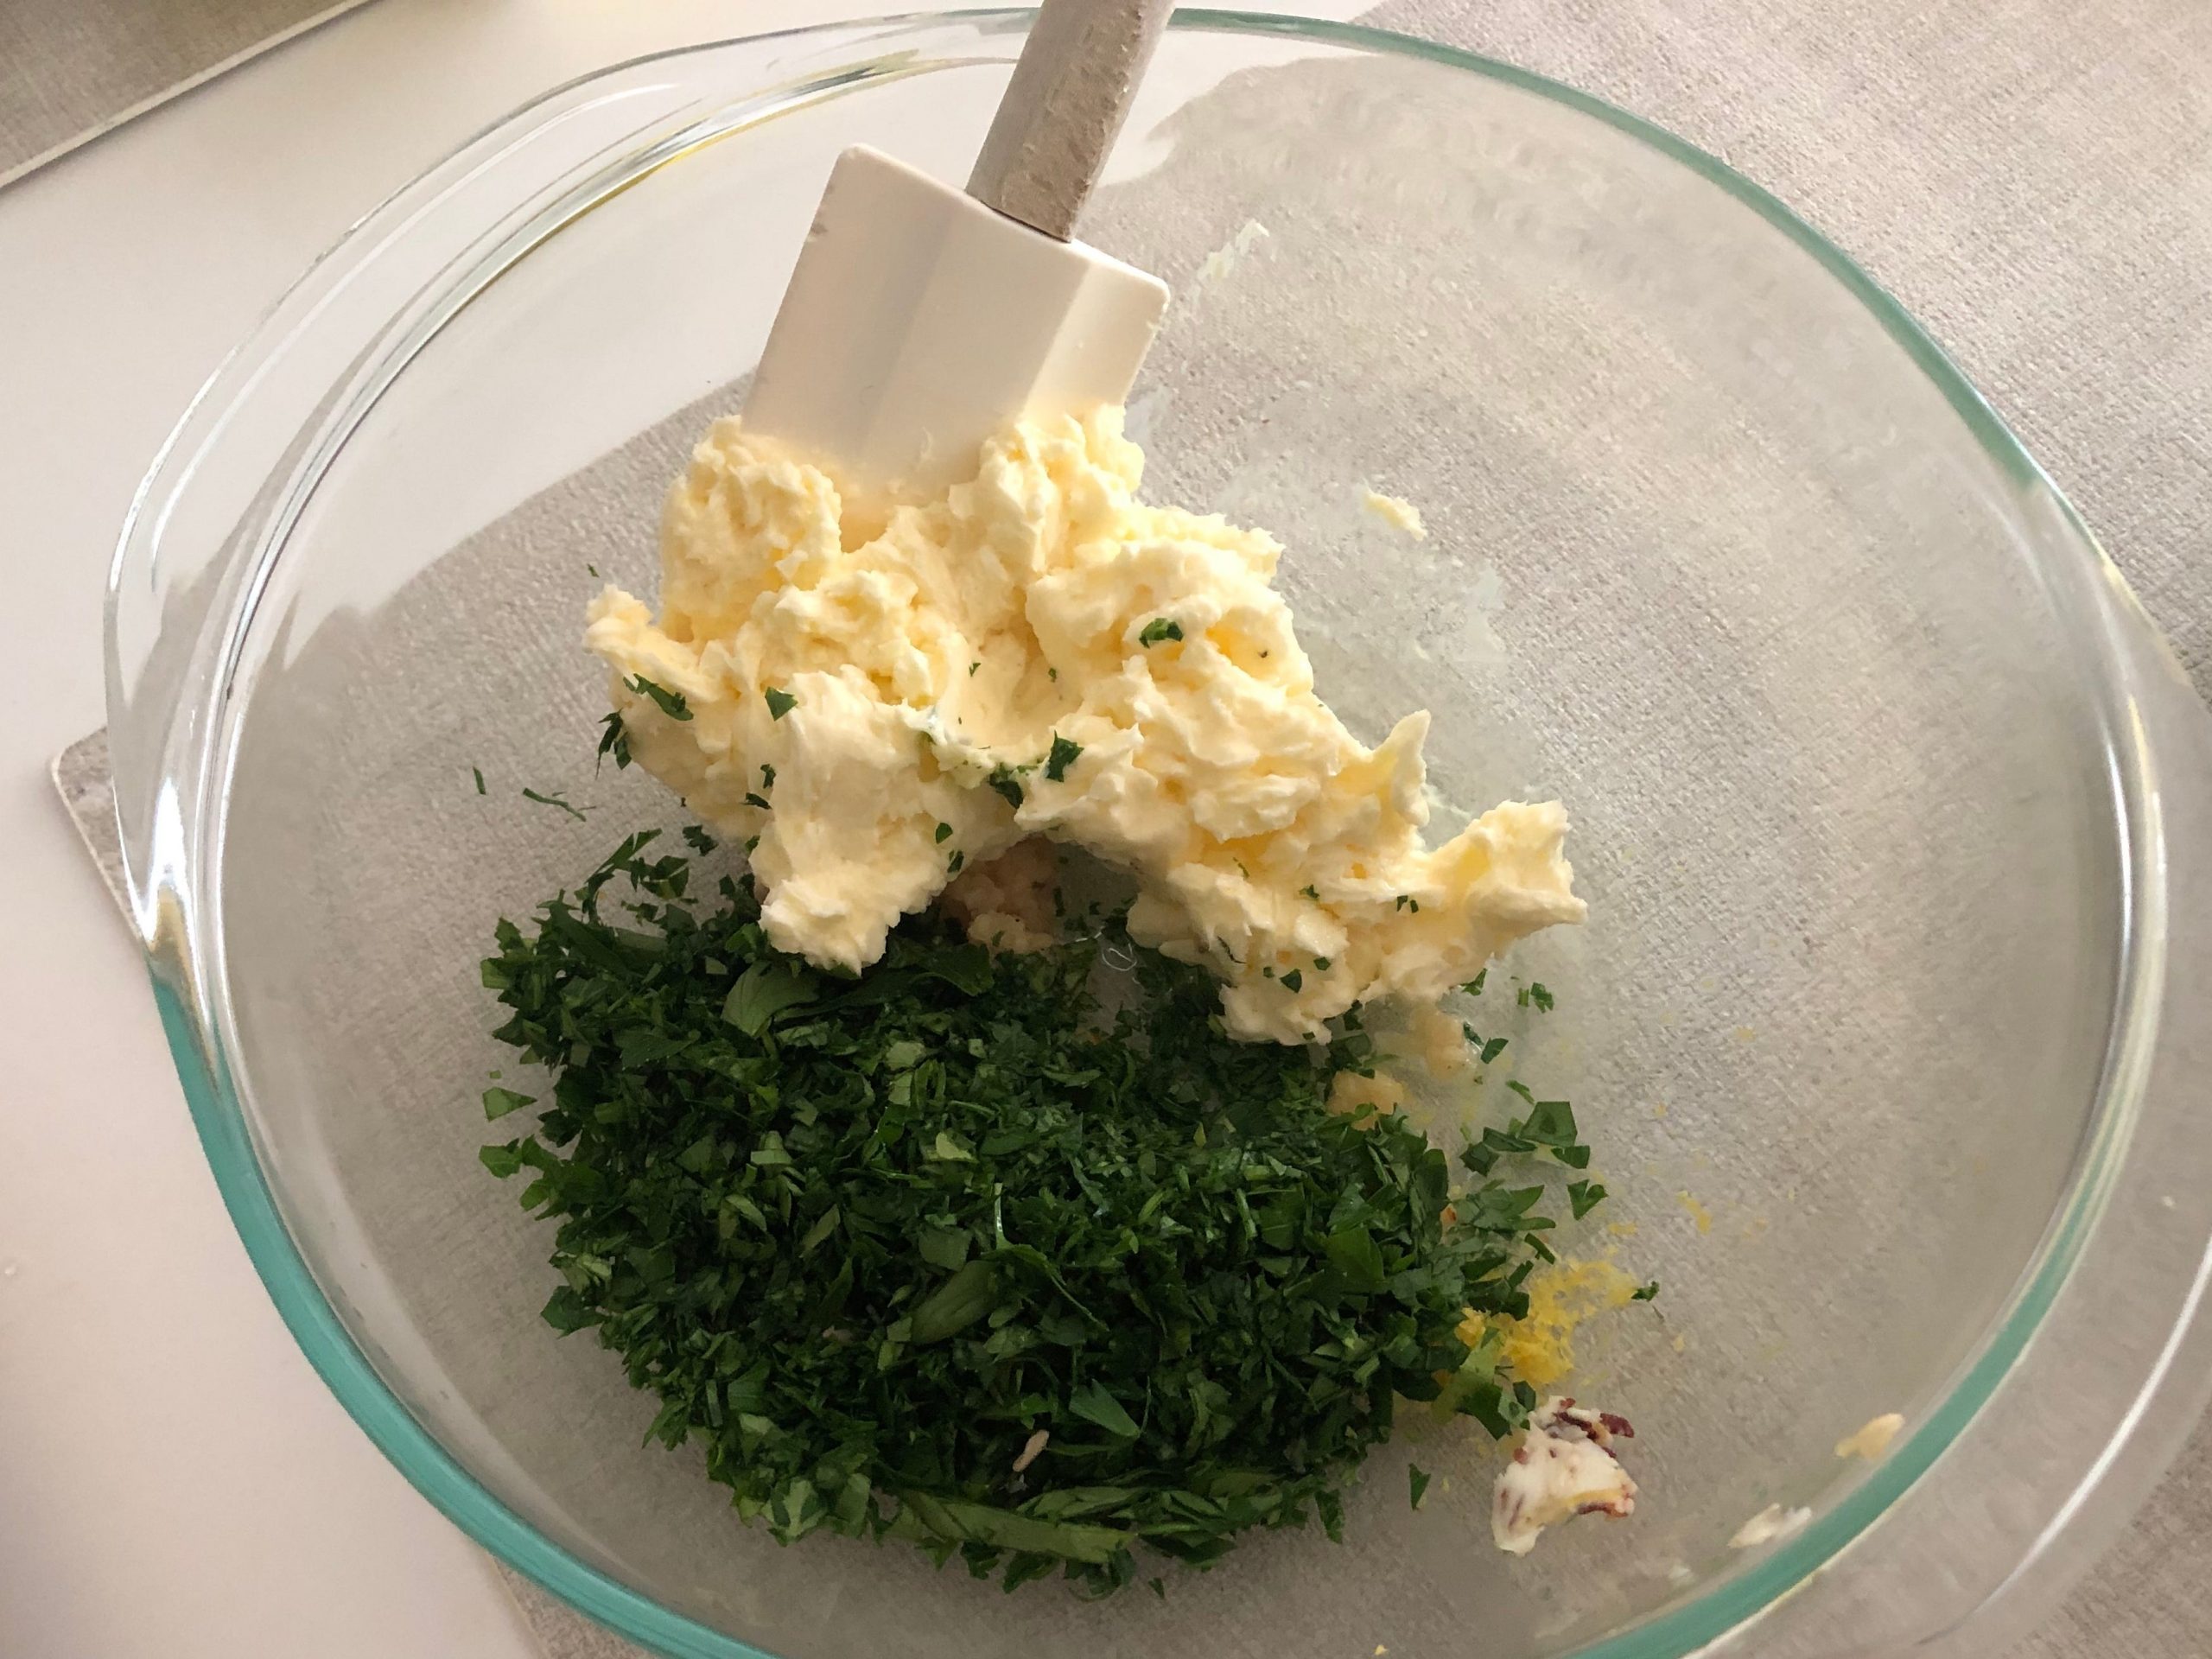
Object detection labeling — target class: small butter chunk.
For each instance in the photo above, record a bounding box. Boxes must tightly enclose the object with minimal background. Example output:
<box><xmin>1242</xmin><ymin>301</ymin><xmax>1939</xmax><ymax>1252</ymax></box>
<box><xmin>1492</xmin><ymin>1397</ymin><xmax>1638</xmax><ymax>1556</ymax></box>
<box><xmin>589</xmin><ymin>410</ymin><xmax>1583</xmax><ymax>1042</ymax></box>
<box><xmin>1327</xmin><ymin>1069</ymin><xmax>1408</xmax><ymax>1122</ymax></box>
<box><xmin>1411</xmin><ymin>1004</ymin><xmax>1471</xmax><ymax>1078</ymax></box>
<box><xmin>1362</xmin><ymin>488</ymin><xmax>1427</xmax><ymax>540</ymax></box>
<box><xmin>1834</xmin><ymin>1412</ymin><xmax>1904</xmax><ymax>1461</ymax></box>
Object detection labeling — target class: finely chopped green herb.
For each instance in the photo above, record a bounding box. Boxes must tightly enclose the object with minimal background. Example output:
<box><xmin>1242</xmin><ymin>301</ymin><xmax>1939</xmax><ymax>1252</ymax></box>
<box><xmin>481</xmin><ymin>830</ymin><xmax>1594</xmax><ymax>1592</ymax></box>
<box><xmin>596</xmin><ymin>709</ymin><xmax>632</xmax><ymax>771</ymax></box>
<box><xmin>520</xmin><ymin>786</ymin><xmax>588</xmax><ymax>823</ymax></box>
<box><xmin>986</xmin><ymin>763</ymin><xmax>1030</xmax><ymax>809</ymax></box>
<box><xmin>1043</xmin><ymin>734</ymin><xmax>1084</xmax><ymax>783</ymax></box>
<box><xmin>626</xmin><ymin>675</ymin><xmax>693</xmax><ymax>721</ymax></box>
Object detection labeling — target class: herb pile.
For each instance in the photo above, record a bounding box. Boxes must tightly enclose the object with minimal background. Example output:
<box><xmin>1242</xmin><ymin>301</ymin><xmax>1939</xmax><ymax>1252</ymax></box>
<box><xmin>481</xmin><ymin>830</ymin><xmax>1592</xmax><ymax>1592</ymax></box>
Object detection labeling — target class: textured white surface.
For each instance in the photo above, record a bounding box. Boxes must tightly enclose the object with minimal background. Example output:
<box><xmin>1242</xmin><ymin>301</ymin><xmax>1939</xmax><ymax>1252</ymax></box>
<box><xmin>1</xmin><ymin>3</ymin><xmax>2206</xmax><ymax>1659</ymax></box>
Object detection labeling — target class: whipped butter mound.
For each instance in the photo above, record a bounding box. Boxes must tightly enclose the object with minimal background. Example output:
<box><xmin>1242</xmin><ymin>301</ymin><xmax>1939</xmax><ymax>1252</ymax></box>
<box><xmin>587</xmin><ymin>410</ymin><xmax>1583</xmax><ymax>1044</ymax></box>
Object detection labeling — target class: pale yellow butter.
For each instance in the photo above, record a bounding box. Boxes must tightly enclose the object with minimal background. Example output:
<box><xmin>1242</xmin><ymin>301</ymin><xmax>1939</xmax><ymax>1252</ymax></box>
<box><xmin>1835</xmin><ymin>1412</ymin><xmax>1905</xmax><ymax>1460</ymax></box>
<box><xmin>1362</xmin><ymin>488</ymin><xmax>1427</xmax><ymax>539</ymax></box>
<box><xmin>587</xmin><ymin>410</ymin><xmax>1583</xmax><ymax>1044</ymax></box>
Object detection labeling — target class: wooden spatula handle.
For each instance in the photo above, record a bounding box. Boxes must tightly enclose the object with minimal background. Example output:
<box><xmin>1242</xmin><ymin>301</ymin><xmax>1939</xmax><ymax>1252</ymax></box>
<box><xmin>967</xmin><ymin>0</ymin><xmax>1174</xmax><ymax>241</ymax></box>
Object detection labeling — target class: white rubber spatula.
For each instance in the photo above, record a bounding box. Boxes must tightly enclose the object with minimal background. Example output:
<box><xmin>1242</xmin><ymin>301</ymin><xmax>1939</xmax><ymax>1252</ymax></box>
<box><xmin>742</xmin><ymin>0</ymin><xmax>1174</xmax><ymax>504</ymax></box>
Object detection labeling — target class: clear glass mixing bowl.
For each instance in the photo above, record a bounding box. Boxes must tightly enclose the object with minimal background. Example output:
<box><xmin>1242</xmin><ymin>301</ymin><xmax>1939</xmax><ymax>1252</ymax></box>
<box><xmin>105</xmin><ymin>12</ymin><xmax>2212</xmax><ymax>1659</ymax></box>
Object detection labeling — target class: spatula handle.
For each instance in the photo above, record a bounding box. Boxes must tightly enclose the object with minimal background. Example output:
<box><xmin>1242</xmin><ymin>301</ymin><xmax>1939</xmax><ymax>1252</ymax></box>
<box><xmin>967</xmin><ymin>0</ymin><xmax>1174</xmax><ymax>241</ymax></box>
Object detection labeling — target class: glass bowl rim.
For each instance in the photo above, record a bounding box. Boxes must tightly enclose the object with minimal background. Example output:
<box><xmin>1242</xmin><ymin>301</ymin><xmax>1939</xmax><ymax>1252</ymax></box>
<box><xmin>108</xmin><ymin>10</ymin><xmax>2166</xmax><ymax>1659</ymax></box>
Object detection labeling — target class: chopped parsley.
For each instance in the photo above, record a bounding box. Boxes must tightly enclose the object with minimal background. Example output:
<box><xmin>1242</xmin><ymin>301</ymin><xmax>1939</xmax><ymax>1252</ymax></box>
<box><xmin>1043</xmin><ymin>734</ymin><xmax>1083</xmax><ymax>783</ymax></box>
<box><xmin>480</xmin><ymin>831</ymin><xmax>1593</xmax><ymax>1592</ymax></box>
<box><xmin>1518</xmin><ymin>982</ymin><xmax>1554</xmax><ymax>1013</ymax></box>
<box><xmin>764</xmin><ymin>687</ymin><xmax>798</xmax><ymax>721</ymax></box>
<box><xmin>1458</xmin><ymin>1080</ymin><xmax>1592</xmax><ymax>1179</ymax></box>
<box><xmin>1464</xmin><ymin>969</ymin><xmax>1486</xmax><ymax>996</ymax></box>
<box><xmin>596</xmin><ymin>710</ymin><xmax>632</xmax><ymax>770</ymax></box>
<box><xmin>934</xmin><ymin>822</ymin><xmax>953</xmax><ymax>843</ymax></box>
<box><xmin>472</xmin><ymin>766</ymin><xmax>486</xmax><ymax>796</ymax></box>
<box><xmin>987</xmin><ymin>764</ymin><xmax>1029</xmax><ymax>810</ymax></box>
<box><xmin>1300</xmin><ymin>886</ymin><xmax>1319</xmax><ymax>901</ymax></box>
<box><xmin>1137</xmin><ymin>618</ymin><xmax>1184</xmax><ymax>646</ymax></box>
<box><xmin>760</xmin><ymin>765</ymin><xmax>775</xmax><ymax>790</ymax></box>
<box><xmin>626</xmin><ymin>675</ymin><xmax>692</xmax><ymax>721</ymax></box>
<box><xmin>520</xmin><ymin>786</ymin><xmax>588</xmax><ymax>823</ymax></box>
<box><xmin>481</xmin><ymin>1086</ymin><xmax>534</xmax><ymax>1120</ymax></box>
<box><xmin>1280</xmin><ymin>969</ymin><xmax>1303</xmax><ymax>993</ymax></box>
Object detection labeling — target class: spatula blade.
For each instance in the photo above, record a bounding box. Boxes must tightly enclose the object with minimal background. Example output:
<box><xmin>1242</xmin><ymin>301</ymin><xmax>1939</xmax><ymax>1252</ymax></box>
<box><xmin>743</xmin><ymin>145</ymin><xmax>1168</xmax><ymax>502</ymax></box>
